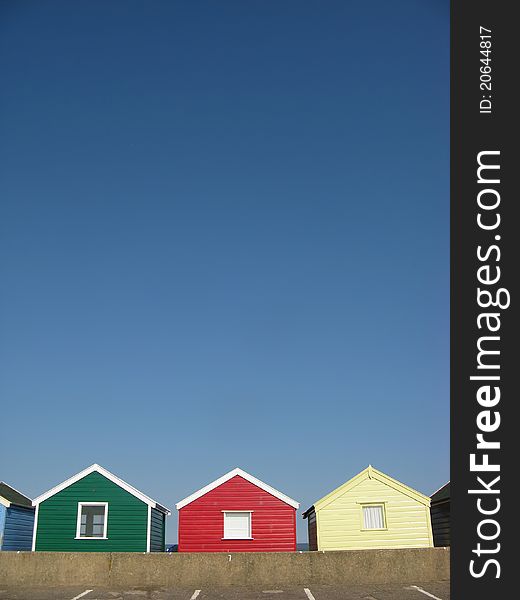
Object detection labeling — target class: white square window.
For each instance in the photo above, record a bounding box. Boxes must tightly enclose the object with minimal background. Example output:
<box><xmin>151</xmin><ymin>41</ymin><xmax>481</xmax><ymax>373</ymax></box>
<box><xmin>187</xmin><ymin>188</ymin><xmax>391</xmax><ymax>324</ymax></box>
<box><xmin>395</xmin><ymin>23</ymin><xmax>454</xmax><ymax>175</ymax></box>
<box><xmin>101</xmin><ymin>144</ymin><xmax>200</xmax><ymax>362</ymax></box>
<box><xmin>223</xmin><ymin>511</ymin><xmax>252</xmax><ymax>539</ymax></box>
<box><xmin>362</xmin><ymin>505</ymin><xmax>385</xmax><ymax>530</ymax></box>
<box><xmin>76</xmin><ymin>503</ymin><xmax>108</xmax><ymax>539</ymax></box>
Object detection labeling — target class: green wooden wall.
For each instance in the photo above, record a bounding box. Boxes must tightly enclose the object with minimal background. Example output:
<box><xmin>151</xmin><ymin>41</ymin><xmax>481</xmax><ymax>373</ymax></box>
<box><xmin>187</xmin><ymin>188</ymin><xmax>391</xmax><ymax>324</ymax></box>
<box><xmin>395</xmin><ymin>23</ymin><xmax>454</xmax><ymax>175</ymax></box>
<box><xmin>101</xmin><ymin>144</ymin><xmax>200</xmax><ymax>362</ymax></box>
<box><xmin>150</xmin><ymin>508</ymin><xmax>165</xmax><ymax>552</ymax></box>
<box><xmin>35</xmin><ymin>471</ymin><xmax>148</xmax><ymax>552</ymax></box>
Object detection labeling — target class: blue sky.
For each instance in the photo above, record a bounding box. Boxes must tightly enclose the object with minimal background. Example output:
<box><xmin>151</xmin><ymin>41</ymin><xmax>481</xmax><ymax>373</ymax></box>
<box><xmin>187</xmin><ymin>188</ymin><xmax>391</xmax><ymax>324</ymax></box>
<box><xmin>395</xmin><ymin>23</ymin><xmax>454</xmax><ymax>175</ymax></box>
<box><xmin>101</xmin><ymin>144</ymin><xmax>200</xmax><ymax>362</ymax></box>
<box><xmin>0</xmin><ymin>1</ymin><xmax>448</xmax><ymax>543</ymax></box>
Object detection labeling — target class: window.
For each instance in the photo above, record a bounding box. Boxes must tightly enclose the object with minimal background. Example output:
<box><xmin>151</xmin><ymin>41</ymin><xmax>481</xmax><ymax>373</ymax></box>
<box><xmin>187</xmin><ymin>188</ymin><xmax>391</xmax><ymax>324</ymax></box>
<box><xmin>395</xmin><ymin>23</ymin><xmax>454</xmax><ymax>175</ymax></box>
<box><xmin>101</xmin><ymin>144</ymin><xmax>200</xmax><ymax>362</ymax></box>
<box><xmin>362</xmin><ymin>504</ymin><xmax>386</xmax><ymax>530</ymax></box>
<box><xmin>76</xmin><ymin>503</ymin><xmax>108</xmax><ymax>539</ymax></box>
<box><xmin>223</xmin><ymin>511</ymin><xmax>252</xmax><ymax>539</ymax></box>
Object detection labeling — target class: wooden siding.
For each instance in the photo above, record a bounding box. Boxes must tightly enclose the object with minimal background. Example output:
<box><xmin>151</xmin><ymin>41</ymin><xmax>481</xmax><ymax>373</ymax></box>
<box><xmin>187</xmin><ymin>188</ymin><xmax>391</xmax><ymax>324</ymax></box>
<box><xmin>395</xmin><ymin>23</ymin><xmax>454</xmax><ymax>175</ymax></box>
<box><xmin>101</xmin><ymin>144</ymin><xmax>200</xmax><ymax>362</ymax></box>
<box><xmin>316</xmin><ymin>476</ymin><xmax>433</xmax><ymax>551</ymax></box>
<box><xmin>0</xmin><ymin>505</ymin><xmax>6</xmax><ymax>549</ymax></box>
<box><xmin>150</xmin><ymin>508</ymin><xmax>165</xmax><ymax>552</ymax></box>
<box><xmin>2</xmin><ymin>506</ymin><xmax>35</xmax><ymax>551</ymax></box>
<box><xmin>178</xmin><ymin>475</ymin><xmax>296</xmax><ymax>552</ymax></box>
<box><xmin>306</xmin><ymin>509</ymin><xmax>318</xmax><ymax>552</ymax></box>
<box><xmin>35</xmin><ymin>471</ymin><xmax>148</xmax><ymax>552</ymax></box>
<box><xmin>431</xmin><ymin>501</ymin><xmax>450</xmax><ymax>547</ymax></box>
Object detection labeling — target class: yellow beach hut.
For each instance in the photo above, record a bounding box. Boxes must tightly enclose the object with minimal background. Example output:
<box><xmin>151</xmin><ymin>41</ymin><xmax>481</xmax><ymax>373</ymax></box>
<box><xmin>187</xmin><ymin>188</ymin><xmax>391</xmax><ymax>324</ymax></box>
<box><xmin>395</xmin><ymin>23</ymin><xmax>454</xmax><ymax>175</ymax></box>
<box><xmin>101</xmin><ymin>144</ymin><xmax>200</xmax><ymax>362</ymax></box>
<box><xmin>302</xmin><ymin>465</ymin><xmax>433</xmax><ymax>551</ymax></box>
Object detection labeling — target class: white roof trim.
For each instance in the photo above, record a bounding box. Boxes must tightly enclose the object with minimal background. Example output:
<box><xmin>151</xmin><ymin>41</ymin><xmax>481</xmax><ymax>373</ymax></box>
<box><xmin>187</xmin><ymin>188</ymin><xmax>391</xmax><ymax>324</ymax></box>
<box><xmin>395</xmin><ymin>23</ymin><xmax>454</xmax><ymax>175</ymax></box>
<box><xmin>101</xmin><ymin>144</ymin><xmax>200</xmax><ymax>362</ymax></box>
<box><xmin>175</xmin><ymin>467</ymin><xmax>300</xmax><ymax>510</ymax></box>
<box><xmin>430</xmin><ymin>480</ymin><xmax>450</xmax><ymax>497</ymax></box>
<box><xmin>32</xmin><ymin>464</ymin><xmax>171</xmax><ymax>514</ymax></box>
<box><xmin>0</xmin><ymin>481</ymin><xmax>33</xmax><ymax>507</ymax></box>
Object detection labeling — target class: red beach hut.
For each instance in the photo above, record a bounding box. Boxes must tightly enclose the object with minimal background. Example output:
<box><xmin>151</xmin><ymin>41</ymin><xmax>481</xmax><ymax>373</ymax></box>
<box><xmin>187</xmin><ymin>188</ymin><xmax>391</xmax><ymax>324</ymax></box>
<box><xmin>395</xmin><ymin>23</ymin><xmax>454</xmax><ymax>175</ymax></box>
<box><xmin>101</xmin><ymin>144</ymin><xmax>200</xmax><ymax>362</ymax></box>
<box><xmin>176</xmin><ymin>468</ymin><xmax>299</xmax><ymax>552</ymax></box>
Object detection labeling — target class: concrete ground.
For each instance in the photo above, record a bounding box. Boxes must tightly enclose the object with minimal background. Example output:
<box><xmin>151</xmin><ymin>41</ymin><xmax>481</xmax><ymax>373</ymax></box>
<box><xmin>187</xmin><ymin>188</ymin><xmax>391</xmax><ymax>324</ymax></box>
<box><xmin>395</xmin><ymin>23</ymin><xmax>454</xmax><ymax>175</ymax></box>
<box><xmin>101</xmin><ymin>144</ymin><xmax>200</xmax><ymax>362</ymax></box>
<box><xmin>0</xmin><ymin>582</ymin><xmax>450</xmax><ymax>600</ymax></box>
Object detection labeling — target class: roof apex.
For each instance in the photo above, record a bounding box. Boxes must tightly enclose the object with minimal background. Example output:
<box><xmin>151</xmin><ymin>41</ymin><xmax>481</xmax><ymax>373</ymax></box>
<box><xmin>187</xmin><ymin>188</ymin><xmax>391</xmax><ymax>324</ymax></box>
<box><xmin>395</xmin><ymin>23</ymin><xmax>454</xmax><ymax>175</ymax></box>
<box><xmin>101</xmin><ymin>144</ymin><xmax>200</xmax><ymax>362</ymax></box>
<box><xmin>308</xmin><ymin>465</ymin><xmax>430</xmax><ymax>513</ymax></box>
<box><xmin>176</xmin><ymin>467</ymin><xmax>299</xmax><ymax>510</ymax></box>
<box><xmin>32</xmin><ymin>464</ymin><xmax>171</xmax><ymax>514</ymax></box>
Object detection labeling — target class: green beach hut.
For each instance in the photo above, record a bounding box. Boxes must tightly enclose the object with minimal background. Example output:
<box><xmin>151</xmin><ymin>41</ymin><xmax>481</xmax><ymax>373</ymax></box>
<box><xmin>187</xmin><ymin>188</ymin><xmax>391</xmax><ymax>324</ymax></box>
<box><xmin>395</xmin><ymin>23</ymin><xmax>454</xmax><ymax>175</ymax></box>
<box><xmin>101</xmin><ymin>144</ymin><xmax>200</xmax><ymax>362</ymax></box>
<box><xmin>32</xmin><ymin>464</ymin><xmax>170</xmax><ymax>552</ymax></box>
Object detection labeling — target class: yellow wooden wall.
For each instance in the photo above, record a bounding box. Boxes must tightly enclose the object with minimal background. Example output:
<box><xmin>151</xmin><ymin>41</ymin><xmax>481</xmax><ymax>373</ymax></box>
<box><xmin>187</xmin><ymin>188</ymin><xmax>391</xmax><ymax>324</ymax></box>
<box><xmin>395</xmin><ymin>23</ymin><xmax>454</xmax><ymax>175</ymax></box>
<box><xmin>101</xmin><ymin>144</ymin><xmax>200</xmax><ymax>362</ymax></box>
<box><xmin>316</xmin><ymin>476</ymin><xmax>433</xmax><ymax>551</ymax></box>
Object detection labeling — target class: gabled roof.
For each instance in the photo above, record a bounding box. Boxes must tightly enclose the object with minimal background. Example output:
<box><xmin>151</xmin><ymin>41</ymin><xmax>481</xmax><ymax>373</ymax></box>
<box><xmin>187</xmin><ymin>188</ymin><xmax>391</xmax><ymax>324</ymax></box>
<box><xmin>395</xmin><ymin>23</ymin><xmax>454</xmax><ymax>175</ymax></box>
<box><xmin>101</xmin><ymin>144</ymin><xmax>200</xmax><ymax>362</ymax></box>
<box><xmin>32</xmin><ymin>464</ymin><xmax>171</xmax><ymax>515</ymax></box>
<box><xmin>431</xmin><ymin>481</ymin><xmax>450</xmax><ymax>504</ymax></box>
<box><xmin>0</xmin><ymin>482</ymin><xmax>33</xmax><ymax>508</ymax></box>
<box><xmin>302</xmin><ymin>465</ymin><xmax>430</xmax><ymax>517</ymax></box>
<box><xmin>175</xmin><ymin>467</ymin><xmax>300</xmax><ymax>510</ymax></box>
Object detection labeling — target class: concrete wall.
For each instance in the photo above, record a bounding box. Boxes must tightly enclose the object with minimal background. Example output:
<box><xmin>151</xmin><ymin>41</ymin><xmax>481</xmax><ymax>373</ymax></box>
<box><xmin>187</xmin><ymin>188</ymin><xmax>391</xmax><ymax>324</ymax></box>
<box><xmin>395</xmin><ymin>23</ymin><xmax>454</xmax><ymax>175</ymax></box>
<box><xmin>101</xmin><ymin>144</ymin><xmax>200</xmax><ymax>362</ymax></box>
<box><xmin>0</xmin><ymin>548</ymin><xmax>449</xmax><ymax>587</ymax></box>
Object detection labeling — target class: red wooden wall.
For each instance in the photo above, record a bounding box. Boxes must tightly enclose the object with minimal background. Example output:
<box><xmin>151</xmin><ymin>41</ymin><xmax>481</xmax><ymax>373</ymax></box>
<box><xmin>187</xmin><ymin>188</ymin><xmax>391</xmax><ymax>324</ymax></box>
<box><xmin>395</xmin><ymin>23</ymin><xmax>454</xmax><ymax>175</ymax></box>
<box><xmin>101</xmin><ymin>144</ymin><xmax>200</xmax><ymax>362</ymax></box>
<box><xmin>178</xmin><ymin>475</ymin><xmax>297</xmax><ymax>552</ymax></box>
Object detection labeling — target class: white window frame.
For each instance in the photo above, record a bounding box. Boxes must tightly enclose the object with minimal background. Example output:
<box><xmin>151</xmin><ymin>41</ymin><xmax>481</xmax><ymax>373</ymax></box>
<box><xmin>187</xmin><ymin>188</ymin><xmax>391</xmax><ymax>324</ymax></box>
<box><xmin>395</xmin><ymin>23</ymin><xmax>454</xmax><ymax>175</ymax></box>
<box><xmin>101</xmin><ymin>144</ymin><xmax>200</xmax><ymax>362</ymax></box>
<box><xmin>222</xmin><ymin>510</ymin><xmax>253</xmax><ymax>540</ymax></box>
<box><xmin>75</xmin><ymin>502</ymin><xmax>109</xmax><ymax>539</ymax></box>
<box><xmin>360</xmin><ymin>503</ymin><xmax>387</xmax><ymax>531</ymax></box>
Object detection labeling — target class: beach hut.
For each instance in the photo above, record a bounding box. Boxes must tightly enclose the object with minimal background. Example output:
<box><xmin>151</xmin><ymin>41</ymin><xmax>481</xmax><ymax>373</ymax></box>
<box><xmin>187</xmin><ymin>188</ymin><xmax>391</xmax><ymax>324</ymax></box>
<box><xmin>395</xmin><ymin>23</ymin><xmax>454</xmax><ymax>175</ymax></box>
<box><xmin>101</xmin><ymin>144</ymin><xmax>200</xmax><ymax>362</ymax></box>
<box><xmin>0</xmin><ymin>482</ymin><xmax>35</xmax><ymax>551</ymax></box>
<box><xmin>302</xmin><ymin>465</ymin><xmax>433</xmax><ymax>551</ymax></box>
<box><xmin>32</xmin><ymin>464</ymin><xmax>170</xmax><ymax>552</ymax></box>
<box><xmin>176</xmin><ymin>467</ymin><xmax>299</xmax><ymax>552</ymax></box>
<box><xmin>430</xmin><ymin>481</ymin><xmax>450</xmax><ymax>547</ymax></box>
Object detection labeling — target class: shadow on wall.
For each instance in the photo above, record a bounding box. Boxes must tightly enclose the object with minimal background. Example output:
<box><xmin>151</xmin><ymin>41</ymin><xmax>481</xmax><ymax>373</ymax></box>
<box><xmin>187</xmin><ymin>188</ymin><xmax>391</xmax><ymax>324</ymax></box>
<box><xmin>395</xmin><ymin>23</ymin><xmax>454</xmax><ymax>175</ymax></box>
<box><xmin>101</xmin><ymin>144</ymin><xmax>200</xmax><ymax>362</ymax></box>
<box><xmin>165</xmin><ymin>543</ymin><xmax>310</xmax><ymax>552</ymax></box>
